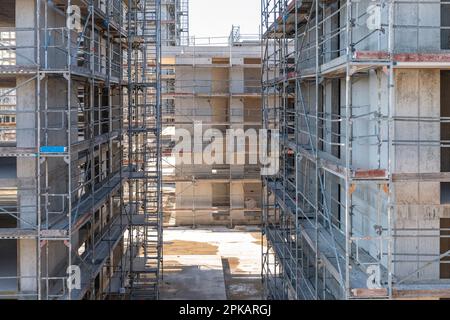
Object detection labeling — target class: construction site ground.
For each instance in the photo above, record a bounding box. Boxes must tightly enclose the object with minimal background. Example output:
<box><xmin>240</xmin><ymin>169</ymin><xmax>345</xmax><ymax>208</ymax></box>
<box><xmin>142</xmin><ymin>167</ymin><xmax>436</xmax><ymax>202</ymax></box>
<box><xmin>160</xmin><ymin>227</ymin><xmax>265</xmax><ymax>300</ymax></box>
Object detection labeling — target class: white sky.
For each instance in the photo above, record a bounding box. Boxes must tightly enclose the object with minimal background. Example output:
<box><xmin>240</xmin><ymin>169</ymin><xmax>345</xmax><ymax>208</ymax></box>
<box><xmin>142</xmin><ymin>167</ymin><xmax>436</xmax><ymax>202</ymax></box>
<box><xmin>189</xmin><ymin>0</ymin><xmax>261</xmax><ymax>38</ymax></box>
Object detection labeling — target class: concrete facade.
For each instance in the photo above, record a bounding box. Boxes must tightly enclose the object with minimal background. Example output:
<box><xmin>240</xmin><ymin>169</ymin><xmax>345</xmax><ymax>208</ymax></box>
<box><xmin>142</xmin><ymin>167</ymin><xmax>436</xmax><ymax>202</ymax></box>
<box><xmin>161</xmin><ymin>227</ymin><xmax>264</xmax><ymax>300</ymax></box>
<box><xmin>162</xmin><ymin>44</ymin><xmax>263</xmax><ymax>226</ymax></box>
<box><xmin>161</xmin><ymin>0</ymin><xmax>189</xmax><ymax>46</ymax></box>
<box><xmin>0</xmin><ymin>0</ymin><xmax>128</xmax><ymax>300</ymax></box>
<box><xmin>262</xmin><ymin>0</ymin><xmax>450</xmax><ymax>300</ymax></box>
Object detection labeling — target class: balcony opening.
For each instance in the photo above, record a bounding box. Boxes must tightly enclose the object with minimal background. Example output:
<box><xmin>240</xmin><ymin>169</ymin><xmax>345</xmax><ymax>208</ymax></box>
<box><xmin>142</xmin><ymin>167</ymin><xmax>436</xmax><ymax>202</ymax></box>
<box><xmin>243</xmin><ymin>58</ymin><xmax>261</xmax><ymax>65</ymax></box>
<box><xmin>0</xmin><ymin>240</ymin><xmax>17</xmax><ymax>294</ymax></box>
<box><xmin>212</xmin><ymin>57</ymin><xmax>230</xmax><ymax>64</ymax></box>
<box><xmin>331</xmin><ymin>79</ymin><xmax>341</xmax><ymax>159</ymax></box>
<box><xmin>212</xmin><ymin>183</ymin><xmax>230</xmax><ymax>208</ymax></box>
<box><xmin>441</xmin><ymin>71</ymin><xmax>450</xmax><ymax>203</ymax></box>
<box><xmin>441</xmin><ymin>218</ymin><xmax>450</xmax><ymax>279</ymax></box>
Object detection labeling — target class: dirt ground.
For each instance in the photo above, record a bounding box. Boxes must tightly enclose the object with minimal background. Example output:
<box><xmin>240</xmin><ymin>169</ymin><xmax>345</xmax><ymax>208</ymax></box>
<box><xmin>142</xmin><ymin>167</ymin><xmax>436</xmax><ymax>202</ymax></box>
<box><xmin>160</xmin><ymin>227</ymin><xmax>265</xmax><ymax>300</ymax></box>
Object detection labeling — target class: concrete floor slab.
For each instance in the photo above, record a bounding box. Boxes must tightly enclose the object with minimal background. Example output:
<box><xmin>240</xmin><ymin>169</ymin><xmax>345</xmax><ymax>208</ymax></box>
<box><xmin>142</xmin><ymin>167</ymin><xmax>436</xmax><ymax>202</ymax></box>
<box><xmin>161</xmin><ymin>255</ymin><xmax>227</xmax><ymax>300</ymax></box>
<box><xmin>161</xmin><ymin>227</ymin><xmax>265</xmax><ymax>300</ymax></box>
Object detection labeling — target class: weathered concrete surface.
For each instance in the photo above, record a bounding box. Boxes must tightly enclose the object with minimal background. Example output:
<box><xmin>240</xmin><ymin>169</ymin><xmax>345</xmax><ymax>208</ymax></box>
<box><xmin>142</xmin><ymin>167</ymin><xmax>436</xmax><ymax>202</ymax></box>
<box><xmin>161</xmin><ymin>255</ymin><xmax>227</xmax><ymax>300</ymax></box>
<box><xmin>166</xmin><ymin>44</ymin><xmax>262</xmax><ymax>227</ymax></box>
<box><xmin>161</xmin><ymin>227</ymin><xmax>265</xmax><ymax>300</ymax></box>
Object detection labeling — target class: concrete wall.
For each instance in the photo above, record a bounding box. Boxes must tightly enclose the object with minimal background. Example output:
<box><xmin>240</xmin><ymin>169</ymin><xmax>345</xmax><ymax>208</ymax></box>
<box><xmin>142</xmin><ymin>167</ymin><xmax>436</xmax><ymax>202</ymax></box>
<box><xmin>15</xmin><ymin>0</ymin><xmax>38</xmax><ymax>294</ymax></box>
<box><xmin>334</xmin><ymin>69</ymin><xmax>442</xmax><ymax>281</ymax></box>
<box><xmin>349</xmin><ymin>70</ymin><xmax>389</xmax><ymax>171</ymax></box>
<box><xmin>3</xmin><ymin>0</ymin><xmax>126</xmax><ymax>298</ymax></box>
<box><xmin>320</xmin><ymin>1</ymin><xmax>443</xmax><ymax>65</ymax></box>
<box><xmin>169</xmin><ymin>45</ymin><xmax>262</xmax><ymax>226</ymax></box>
<box><xmin>299</xmin><ymin>65</ymin><xmax>444</xmax><ymax>286</ymax></box>
<box><xmin>265</xmin><ymin>0</ymin><xmax>449</xmax><ymax>299</ymax></box>
<box><xmin>393</xmin><ymin>69</ymin><xmax>442</xmax><ymax>280</ymax></box>
<box><xmin>229</xmin><ymin>67</ymin><xmax>242</xmax><ymax>94</ymax></box>
<box><xmin>393</xmin><ymin>2</ymin><xmax>441</xmax><ymax>53</ymax></box>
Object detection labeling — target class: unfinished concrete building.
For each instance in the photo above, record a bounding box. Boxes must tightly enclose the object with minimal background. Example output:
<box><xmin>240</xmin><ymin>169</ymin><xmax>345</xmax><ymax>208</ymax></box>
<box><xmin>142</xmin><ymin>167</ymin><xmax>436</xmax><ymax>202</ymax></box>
<box><xmin>161</xmin><ymin>0</ymin><xmax>189</xmax><ymax>46</ymax></box>
<box><xmin>161</xmin><ymin>32</ymin><xmax>264</xmax><ymax>226</ymax></box>
<box><xmin>4</xmin><ymin>0</ymin><xmax>450</xmax><ymax>302</ymax></box>
<box><xmin>0</xmin><ymin>0</ymin><xmax>180</xmax><ymax>300</ymax></box>
<box><xmin>262</xmin><ymin>0</ymin><xmax>450</xmax><ymax>300</ymax></box>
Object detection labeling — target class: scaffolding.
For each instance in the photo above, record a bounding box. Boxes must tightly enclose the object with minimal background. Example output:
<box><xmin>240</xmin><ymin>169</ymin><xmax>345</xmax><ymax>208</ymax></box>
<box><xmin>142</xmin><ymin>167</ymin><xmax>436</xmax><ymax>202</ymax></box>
<box><xmin>161</xmin><ymin>0</ymin><xmax>189</xmax><ymax>46</ymax></box>
<box><xmin>126</xmin><ymin>0</ymin><xmax>163</xmax><ymax>300</ymax></box>
<box><xmin>0</xmin><ymin>0</ymin><xmax>129</xmax><ymax>300</ymax></box>
<box><xmin>0</xmin><ymin>0</ymin><xmax>163</xmax><ymax>300</ymax></box>
<box><xmin>160</xmin><ymin>33</ymin><xmax>264</xmax><ymax>227</ymax></box>
<box><xmin>262</xmin><ymin>0</ymin><xmax>450</xmax><ymax>300</ymax></box>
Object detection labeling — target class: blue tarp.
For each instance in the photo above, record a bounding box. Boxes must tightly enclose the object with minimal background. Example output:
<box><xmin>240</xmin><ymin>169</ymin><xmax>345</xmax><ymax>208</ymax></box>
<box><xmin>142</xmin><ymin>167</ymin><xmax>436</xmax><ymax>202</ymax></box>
<box><xmin>40</xmin><ymin>146</ymin><xmax>66</xmax><ymax>153</ymax></box>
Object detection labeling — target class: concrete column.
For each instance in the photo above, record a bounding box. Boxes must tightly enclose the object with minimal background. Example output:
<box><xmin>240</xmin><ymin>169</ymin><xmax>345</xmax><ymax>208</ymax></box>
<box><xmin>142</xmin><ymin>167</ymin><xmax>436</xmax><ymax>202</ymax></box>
<box><xmin>16</xmin><ymin>0</ymin><xmax>37</xmax><ymax>296</ymax></box>
<box><xmin>15</xmin><ymin>0</ymin><xmax>36</xmax><ymax>66</ymax></box>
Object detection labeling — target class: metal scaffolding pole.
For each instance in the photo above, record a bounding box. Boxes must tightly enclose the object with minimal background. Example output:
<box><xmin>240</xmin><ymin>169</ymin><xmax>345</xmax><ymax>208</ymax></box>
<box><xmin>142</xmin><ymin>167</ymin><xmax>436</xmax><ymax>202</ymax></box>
<box><xmin>261</xmin><ymin>0</ymin><xmax>450</xmax><ymax>300</ymax></box>
<box><xmin>0</xmin><ymin>0</ymin><xmax>130</xmax><ymax>300</ymax></box>
<box><xmin>127</xmin><ymin>0</ymin><xmax>163</xmax><ymax>300</ymax></box>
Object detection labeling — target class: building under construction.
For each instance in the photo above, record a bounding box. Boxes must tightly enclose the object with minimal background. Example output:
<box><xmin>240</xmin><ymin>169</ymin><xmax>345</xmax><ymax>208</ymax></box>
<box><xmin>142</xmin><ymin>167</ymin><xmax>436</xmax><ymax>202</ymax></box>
<box><xmin>262</xmin><ymin>0</ymin><xmax>450</xmax><ymax>300</ymax></box>
<box><xmin>161</xmin><ymin>30</ymin><xmax>263</xmax><ymax>227</ymax></box>
<box><xmin>0</xmin><ymin>0</ymin><xmax>187</xmax><ymax>300</ymax></box>
<box><xmin>1</xmin><ymin>0</ymin><xmax>450</xmax><ymax>302</ymax></box>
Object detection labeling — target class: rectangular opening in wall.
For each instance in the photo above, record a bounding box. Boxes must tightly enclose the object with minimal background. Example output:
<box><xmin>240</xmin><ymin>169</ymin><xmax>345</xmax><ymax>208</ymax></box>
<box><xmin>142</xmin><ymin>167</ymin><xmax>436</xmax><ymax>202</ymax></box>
<box><xmin>0</xmin><ymin>83</ymin><xmax>17</xmax><ymax>144</ymax></box>
<box><xmin>210</xmin><ymin>97</ymin><xmax>229</xmax><ymax>125</ymax></box>
<box><xmin>211</xmin><ymin>68</ymin><xmax>229</xmax><ymax>93</ymax></box>
<box><xmin>319</xmin><ymin>83</ymin><xmax>324</xmax><ymax>151</ymax></box>
<box><xmin>441</xmin><ymin>71</ymin><xmax>450</xmax><ymax>203</ymax></box>
<box><xmin>440</xmin><ymin>218</ymin><xmax>450</xmax><ymax>279</ymax></box>
<box><xmin>442</xmin><ymin>2</ymin><xmax>450</xmax><ymax>49</ymax></box>
<box><xmin>0</xmin><ymin>240</ymin><xmax>17</xmax><ymax>293</ymax></box>
<box><xmin>331</xmin><ymin>79</ymin><xmax>341</xmax><ymax>158</ymax></box>
<box><xmin>94</xmin><ymin>274</ymin><xmax>100</xmax><ymax>293</ymax></box>
<box><xmin>331</xmin><ymin>181</ymin><xmax>341</xmax><ymax>229</ymax></box>
<box><xmin>77</xmin><ymin>85</ymin><xmax>88</xmax><ymax>142</ymax></box>
<box><xmin>0</xmin><ymin>157</ymin><xmax>16</xmax><ymax>180</ymax></box>
<box><xmin>212</xmin><ymin>57</ymin><xmax>229</xmax><ymax>64</ymax></box>
<box><xmin>0</xmin><ymin>1</ymin><xmax>14</xmax><ymax>27</ymax></box>
<box><xmin>330</xmin><ymin>1</ymin><xmax>340</xmax><ymax>60</ymax></box>
<box><xmin>243</xmin><ymin>97</ymin><xmax>261</xmax><ymax>123</ymax></box>
<box><xmin>243</xmin><ymin>58</ymin><xmax>261</xmax><ymax>65</ymax></box>
<box><xmin>243</xmin><ymin>183</ymin><xmax>261</xmax><ymax>210</ymax></box>
<box><xmin>441</xmin><ymin>183</ymin><xmax>450</xmax><ymax>204</ymax></box>
<box><xmin>101</xmin><ymin>88</ymin><xmax>109</xmax><ymax>134</ymax></box>
<box><xmin>0</xmin><ymin>192</ymin><xmax>17</xmax><ymax>228</ymax></box>
<box><xmin>321</xmin><ymin>2</ymin><xmax>340</xmax><ymax>63</ymax></box>
<box><xmin>0</xmin><ymin>30</ymin><xmax>16</xmax><ymax>65</ymax></box>
<box><xmin>212</xmin><ymin>183</ymin><xmax>230</xmax><ymax>207</ymax></box>
<box><xmin>244</xmin><ymin>68</ymin><xmax>261</xmax><ymax>94</ymax></box>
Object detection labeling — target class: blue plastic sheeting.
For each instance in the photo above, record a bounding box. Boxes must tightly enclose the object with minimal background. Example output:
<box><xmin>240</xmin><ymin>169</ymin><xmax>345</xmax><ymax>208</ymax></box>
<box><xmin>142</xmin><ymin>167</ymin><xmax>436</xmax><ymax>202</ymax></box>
<box><xmin>40</xmin><ymin>146</ymin><xmax>67</xmax><ymax>153</ymax></box>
